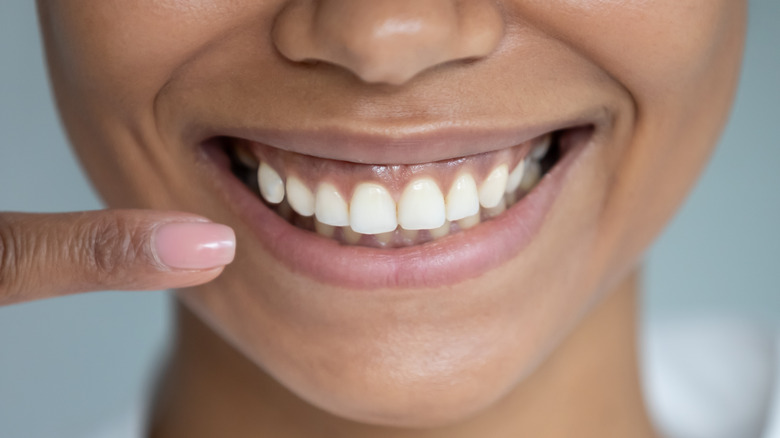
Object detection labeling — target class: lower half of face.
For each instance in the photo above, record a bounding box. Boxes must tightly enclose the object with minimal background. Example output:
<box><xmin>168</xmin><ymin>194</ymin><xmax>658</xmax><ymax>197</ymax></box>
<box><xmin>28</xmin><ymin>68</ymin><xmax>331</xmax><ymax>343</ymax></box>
<box><xmin>38</xmin><ymin>0</ymin><xmax>745</xmax><ymax>427</ymax></box>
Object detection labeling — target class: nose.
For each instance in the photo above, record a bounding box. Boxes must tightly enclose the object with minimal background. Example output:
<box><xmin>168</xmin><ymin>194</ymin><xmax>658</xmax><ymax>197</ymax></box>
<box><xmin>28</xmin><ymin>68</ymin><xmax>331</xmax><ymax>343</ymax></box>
<box><xmin>272</xmin><ymin>0</ymin><xmax>505</xmax><ymax>85</ymax></box>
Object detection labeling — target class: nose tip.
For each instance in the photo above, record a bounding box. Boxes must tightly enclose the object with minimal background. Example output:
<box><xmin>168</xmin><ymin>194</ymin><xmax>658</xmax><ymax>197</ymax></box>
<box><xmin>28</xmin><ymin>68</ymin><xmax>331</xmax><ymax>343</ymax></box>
<box><xmin>273</xmin><ymin>0</ymin><xmax>505</xmax><ymax>85</ymax></box>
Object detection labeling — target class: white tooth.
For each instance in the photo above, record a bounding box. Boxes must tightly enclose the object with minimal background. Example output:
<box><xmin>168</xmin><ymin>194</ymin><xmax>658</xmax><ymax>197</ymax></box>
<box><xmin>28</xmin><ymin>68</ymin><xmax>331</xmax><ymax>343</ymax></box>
<box><xmin>519</xmin><ymin>160</ymin><xmax>542</xmax><ymax>191</ymax></box>
<box><xmin>349</xmin><ymin>183</ymin><xmax>398</xmax><ymax>234</ymax></box>
<box><xmin>258</xmin><ymin>161</ymin><xmax>284</xmax><ymax>204</ymax></box>
<box><xmin>342</xmin><ymin>226</ymin><xmax>363</xmax><ymax>245</ymax></box>
<box><xmin>429</xmin><ymin>221</ymin><xmax>451</xmax><ymax>239</ymax></box>
<box><xmin>314</xmin><ymin>220</ymin><xmax>335</xmax><ymax>238</ymax></box>
<box><xmin>314</xmin><ymin>183</ymin><xmax>350</xmax><ymax>227</ymax></box>
<box><xmin>398</xmin><ymin>177</ymin><xmax>446</xmax><ymax>230</ymax></box>
<box><xmin>479</xmin><ymin>164</ymin><xmax>509</xmax><ymax>208</ymax></box>
<box><xmin>531</xmin><ymin>135</ymin><xmax>552</xmax><ymax>160</ymax></box>
<box><xmin>286</xmin><ymin>176</ymin><xmax>315</xmax><ymax>216</ymax></box>
<box><xmin>445</xmin><ymin>173</ymin><xmax>480</xmax><ymax>221</ymax></box>
<box><xmin>506</xmin><ymin>161</ymin><xmax>526</xmax><ymax>194</ymax></box>
<box><xmin>457</xmin><ymin>213</ymin><xmax>481</xmax><ymax>230</ymax></box>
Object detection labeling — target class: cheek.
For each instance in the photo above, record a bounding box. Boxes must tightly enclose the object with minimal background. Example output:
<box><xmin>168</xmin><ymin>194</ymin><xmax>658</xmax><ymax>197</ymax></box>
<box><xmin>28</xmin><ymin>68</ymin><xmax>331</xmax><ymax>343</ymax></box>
<box><xmin>40</xmin><ymin>0</ymin><xmax>265</xmax><ymax>114</ymax></box>
<box><xmin>545</xmin><ymin>0</ymin><xmax>746</xmax><ymax>271</ymax></box>
<box><xmin>38</xmin><ymin>1</ymin><xmax>260</xmax><ymax>208</ymax></box>
<box><xmin>538</xmin><ymin>0</ymin><xmax>743</xmax><ymax>102</ymax></box>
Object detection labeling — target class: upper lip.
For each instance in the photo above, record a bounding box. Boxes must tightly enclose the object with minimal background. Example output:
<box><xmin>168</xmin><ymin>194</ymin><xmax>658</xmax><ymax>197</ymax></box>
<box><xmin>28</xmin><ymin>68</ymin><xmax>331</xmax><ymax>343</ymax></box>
<box><xmin>198</xmin><ymin>106</ymin><xmax>609</xmax><ymax>165</ymax></box>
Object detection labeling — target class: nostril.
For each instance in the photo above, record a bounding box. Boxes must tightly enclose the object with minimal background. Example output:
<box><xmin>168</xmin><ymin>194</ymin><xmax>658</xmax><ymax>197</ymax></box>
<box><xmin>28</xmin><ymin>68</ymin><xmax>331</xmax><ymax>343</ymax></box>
<box><xmin>272</xmin><ymin>0</ymin><xmax>505</xmax><ymax>85</ymax></box>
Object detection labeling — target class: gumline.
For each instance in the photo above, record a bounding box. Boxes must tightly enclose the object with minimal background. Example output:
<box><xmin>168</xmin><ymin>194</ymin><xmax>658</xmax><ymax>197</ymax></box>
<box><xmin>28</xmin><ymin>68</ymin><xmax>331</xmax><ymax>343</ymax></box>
<box><xmin>226</xmin><ymin>133</ymin><xmax>552</xmax><ymax>198</ymax></box>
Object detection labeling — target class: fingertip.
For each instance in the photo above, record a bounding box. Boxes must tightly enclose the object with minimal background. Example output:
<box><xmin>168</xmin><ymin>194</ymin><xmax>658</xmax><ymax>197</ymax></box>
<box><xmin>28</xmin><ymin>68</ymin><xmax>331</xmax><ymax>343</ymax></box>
<box><xmin>169</xmin><ymin>266</ymin><xmax>228</xmax><ymax>289</ymax></box>
<box><xmin>153</xmin><ymin>222</ymin><xmax>236</xmax><ymax>271</ymax></box>
<box><xmin>133</xmin><ymin>266</ymin><xmax>227</xmax><ymax>291</ymax></box>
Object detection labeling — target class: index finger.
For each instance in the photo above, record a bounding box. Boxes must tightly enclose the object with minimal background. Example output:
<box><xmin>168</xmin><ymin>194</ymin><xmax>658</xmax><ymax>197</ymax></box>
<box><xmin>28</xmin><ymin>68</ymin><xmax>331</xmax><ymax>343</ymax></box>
<box><xmin>0</xmin><ymin>210</ymin><xmax>236</xmax><ymax>306</ymax></box>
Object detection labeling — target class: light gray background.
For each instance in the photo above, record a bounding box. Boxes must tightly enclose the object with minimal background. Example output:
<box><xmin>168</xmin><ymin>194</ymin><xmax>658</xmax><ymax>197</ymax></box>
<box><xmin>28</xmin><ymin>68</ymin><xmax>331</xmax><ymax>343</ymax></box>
<box><xmin>1</xmin><ymin>1</ymin><xmax>778</xmax><ymax>437</ymax></box>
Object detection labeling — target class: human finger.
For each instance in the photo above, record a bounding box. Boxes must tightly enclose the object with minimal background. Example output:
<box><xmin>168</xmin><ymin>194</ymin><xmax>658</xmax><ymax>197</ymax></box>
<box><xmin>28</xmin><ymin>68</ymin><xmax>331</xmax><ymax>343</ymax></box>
<box><xmin>0</xmin><ymin>210</ymin><xmax>235</xmax><ymax>305</ymax></box>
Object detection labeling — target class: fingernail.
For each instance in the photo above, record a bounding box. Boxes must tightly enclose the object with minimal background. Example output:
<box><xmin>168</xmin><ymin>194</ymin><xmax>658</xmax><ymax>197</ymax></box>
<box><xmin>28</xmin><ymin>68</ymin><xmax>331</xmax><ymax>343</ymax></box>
<box><xmin>153</xmin><ymin>222</ymin><xmax>236</xmax><ymax>270</ymax></box>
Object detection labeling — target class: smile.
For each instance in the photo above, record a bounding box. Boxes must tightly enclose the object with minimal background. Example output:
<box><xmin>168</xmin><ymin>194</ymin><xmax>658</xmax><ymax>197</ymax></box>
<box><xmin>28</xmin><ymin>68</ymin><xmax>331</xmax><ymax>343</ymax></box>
<box><xmin>203</xmin><ymin>123</ymin><xmax>597</xmax><ymax>288</ymax></box>
<box><xmin>225</xmin><ymin>133</ymin><xmax>559</xmax><ymax>248</ymax></box>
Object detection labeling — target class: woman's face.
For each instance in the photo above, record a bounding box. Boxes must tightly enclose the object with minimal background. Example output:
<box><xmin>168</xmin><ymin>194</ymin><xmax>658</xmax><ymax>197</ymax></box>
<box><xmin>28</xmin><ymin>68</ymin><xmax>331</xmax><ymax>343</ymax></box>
<box><xmin>38</xmin><ymin>0</ymin><xmax>745</xmax><ymax>427</ymax></box>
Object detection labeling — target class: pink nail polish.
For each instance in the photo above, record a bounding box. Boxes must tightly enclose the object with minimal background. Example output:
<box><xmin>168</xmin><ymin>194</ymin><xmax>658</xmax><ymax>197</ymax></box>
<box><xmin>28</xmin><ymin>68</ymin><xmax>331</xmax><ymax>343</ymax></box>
<box><xmin>153</xmin><ymin>222</ymin><xmax>236</xmax><ymax>270</ymax></box>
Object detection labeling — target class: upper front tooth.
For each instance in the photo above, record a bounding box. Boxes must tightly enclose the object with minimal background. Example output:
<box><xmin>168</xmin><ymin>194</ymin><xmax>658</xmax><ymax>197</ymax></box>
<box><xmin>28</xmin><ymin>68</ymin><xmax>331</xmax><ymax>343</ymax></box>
<box><xmin>531</xmin><ymin>135</ymin><xmax>551</xmax><ymax>160</ymax></box>
<box><xmin>398</xmin><ymin>177</ymin><xmax>446</xmax><ymax>230</ymax></box>
<box><xmin>315</xmin><ymin>183</ymin><xmax>350</xmax><ymax>226</ymax></box>
<box><xmin>349</xmin><ymin>182</ymin><xmax>398</xmax><ymax>234</ymax></box>
<box><xmin>506</xmin><ymin>161</ymin><xmax>526</xmax><ymax>194</ymax></box>
<box><xmin>286</xmin><ymin>176</ymin><xmax>314</xmax><ymax>216</ymax></box>
<box><xmin>479</xmin><ymin>164</ymin><xmax>509</xmax><ymax>208</ymax></box>
<box><xmin>445</xmin><ymin>173</ymin><xmax>480</xmax><ymax>221</ymax></box>
<box><xmin>258</xmin><ymin>161</ymin><xmax>284</xmax><ymax>204</ymax></box>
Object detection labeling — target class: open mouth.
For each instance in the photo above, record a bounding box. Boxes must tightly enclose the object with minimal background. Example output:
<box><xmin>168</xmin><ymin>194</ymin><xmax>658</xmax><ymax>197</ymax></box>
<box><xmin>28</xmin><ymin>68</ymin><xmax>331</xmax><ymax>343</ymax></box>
<box><xmin>200</xmin><ymin>124</ymin><xmax>593</xmax><ymax>288</ymax></box>
<box><xmin>218</xmin><ymin>129</ymin><xmax>572</xmax><ymax>249</ymax></box>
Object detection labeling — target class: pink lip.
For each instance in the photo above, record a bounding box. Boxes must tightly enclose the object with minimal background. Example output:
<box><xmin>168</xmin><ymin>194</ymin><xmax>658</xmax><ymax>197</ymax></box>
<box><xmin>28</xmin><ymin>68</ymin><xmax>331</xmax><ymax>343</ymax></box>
<box><xmin>203</xmin><ymin>127</ymin><xmax>593</xmax><ymax>289</ymax></box>
<box><xmin>193</xmin><ymin>107</ymin><xmax>606</xmax><ymax>165</ymax></box>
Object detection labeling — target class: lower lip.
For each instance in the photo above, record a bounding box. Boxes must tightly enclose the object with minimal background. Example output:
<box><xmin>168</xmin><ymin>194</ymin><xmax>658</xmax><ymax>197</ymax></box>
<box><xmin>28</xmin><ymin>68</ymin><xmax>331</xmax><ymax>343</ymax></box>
<box><xmin>205</xmin><ymin>131</ymin><xmax>590</xmax><ymax>289</ymax></box>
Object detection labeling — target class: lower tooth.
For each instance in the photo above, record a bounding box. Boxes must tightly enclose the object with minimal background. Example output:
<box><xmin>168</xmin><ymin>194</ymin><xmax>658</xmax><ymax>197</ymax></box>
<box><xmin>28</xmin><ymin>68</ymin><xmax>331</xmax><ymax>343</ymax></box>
<box><xmin>375</xmin><ymin>231</ymin><xmax>394</xmax><ymax>246</ymax></box>
<box><xmin>277</xmin><ymin>198</ymin><xmax>294</xmax><ymax>222</ymax></box>
<box><xmin>401</xmin><ymin>228</ymin><xmax>420</xmax><ymax>243</ymax></box>
<box><xmin>315</xmin><ymin>220</ymin><xmax>335</xmax><ymax>238</ymax></box>
<box><xmin>429</xmin><ymin>221</ymin><xmax>451</xmax><ymax>239</ymax></box>
<box><xmin>457</xmin><ymin>213</ymin><xmax>481</xmax><ymax>230</ymax></box>
<box><xmin>342</xmin><ymin>226</ymin><xmax>363</xmax><ymax>245</ymax></box>
<box><xmin>483</xmin><ymin>198</ymin><xmax>507</xmax><ymax>219</ymax></box>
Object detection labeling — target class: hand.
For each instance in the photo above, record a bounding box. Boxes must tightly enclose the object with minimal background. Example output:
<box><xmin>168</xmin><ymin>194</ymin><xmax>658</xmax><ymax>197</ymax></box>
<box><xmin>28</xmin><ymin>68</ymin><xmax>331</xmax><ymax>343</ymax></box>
<box><xmin>0</xmin><ymin>210</ymin><xmax>236</xmax><ymax>306</ymax></box>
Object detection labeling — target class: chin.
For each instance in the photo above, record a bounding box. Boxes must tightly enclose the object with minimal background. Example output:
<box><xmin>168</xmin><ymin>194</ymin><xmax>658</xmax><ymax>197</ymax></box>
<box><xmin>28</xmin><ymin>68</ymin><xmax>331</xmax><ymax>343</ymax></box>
<box><xmin>294</xmin><ymin>354</ymin><xmax>519</xmax><ymax>428</ymax></box>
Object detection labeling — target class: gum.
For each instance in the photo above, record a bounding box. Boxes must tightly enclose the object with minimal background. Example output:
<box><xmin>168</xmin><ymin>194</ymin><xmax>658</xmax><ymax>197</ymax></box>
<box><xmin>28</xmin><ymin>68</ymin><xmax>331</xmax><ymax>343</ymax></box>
<box><xmin>229</xmin><ymin>136</ymin><xmax>547</xmax><ymax>200</ymax></box>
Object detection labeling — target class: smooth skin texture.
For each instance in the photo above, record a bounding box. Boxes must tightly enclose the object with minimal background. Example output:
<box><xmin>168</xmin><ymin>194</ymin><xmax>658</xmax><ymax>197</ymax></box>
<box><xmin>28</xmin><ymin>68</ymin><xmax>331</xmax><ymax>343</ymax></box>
<box><xmin>11</xmin><ymin>0</ymin><xmax>747</xmax><ymax>437</ymax></box>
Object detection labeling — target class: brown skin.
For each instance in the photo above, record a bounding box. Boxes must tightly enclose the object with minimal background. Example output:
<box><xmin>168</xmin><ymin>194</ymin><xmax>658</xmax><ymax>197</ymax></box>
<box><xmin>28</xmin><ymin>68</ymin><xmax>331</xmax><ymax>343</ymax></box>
<box><xmin>153</xmin><ymin>271</ymin><xmax>651</xmax><ymax>438</ymax></box>
<box><xmin>0</xmin><ymin>211</ymin><xmax>229</xmax><ymax>305</ymax></box>
<box><xmin>7</xmin><ymin>0</ymin><xmax>745</xmax><ymax>436</ymax></box>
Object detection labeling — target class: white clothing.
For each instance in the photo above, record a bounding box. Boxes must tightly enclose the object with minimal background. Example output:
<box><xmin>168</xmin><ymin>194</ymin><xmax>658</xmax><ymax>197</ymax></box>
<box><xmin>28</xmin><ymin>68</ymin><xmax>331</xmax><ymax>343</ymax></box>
<box><xmin>643</xmin><ymin>316</ymin><xmax>777</xmax><ymax>438</ymax></box>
